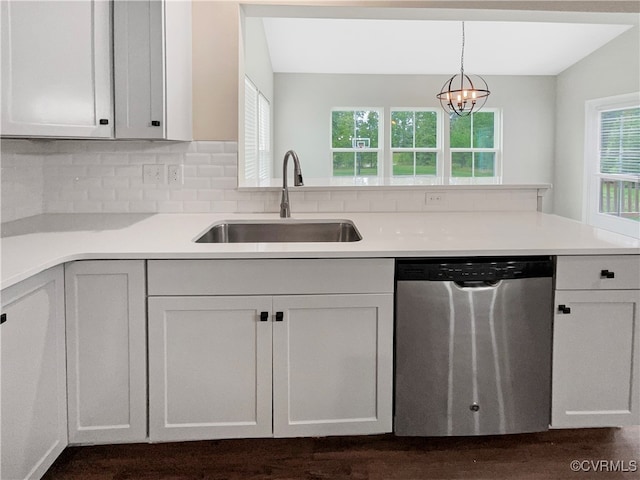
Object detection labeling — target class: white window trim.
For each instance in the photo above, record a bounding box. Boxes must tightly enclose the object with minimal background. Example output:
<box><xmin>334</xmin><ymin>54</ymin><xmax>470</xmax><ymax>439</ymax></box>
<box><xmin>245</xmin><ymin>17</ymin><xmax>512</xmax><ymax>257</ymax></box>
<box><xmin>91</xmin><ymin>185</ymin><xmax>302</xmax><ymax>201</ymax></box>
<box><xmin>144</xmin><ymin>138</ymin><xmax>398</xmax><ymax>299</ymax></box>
<box><xmin>584</xmin><ymin>92</ymin><xmax>640</xmax><ymax>239</ymax></box>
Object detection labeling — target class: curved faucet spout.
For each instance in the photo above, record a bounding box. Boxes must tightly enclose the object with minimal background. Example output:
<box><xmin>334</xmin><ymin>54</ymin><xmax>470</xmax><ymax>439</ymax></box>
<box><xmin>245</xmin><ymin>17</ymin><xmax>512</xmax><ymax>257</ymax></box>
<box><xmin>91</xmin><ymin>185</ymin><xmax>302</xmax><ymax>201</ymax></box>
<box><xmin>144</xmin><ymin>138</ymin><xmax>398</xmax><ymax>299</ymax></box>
<box><xmin>280</xmin><ymin>150</ymin><xmax>304</xmax><ymax>218</ymax></box>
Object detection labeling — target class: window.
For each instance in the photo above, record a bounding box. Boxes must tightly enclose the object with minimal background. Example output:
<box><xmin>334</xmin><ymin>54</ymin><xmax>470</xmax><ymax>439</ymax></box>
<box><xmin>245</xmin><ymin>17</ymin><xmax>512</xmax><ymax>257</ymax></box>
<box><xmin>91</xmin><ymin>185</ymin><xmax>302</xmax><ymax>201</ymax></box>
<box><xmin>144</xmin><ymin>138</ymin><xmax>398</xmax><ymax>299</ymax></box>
<box><xmin>329</xmin><ymin>107</ymin><xmax>501</xmax><ymax>182</ymax></box>
<box><xmin>449</xmin><ymin>111</ymin><xmax>499</xmax><ymax>178</ymax></box>
<box><xmin>244</xmin><ymin>77</ymin><xmax>271</xmax><ymax>182</ymax></box>
<box><xmin>331</xmin><ymin>109</ymin><xmax>382</xmax><ymax>177</ymax></box>
<box><xmin>586</xmin><ymin>93</ymin><xmax>640</xmax><ymax>238</ymax></box>
<box><xmin>391</xmin><ymin>109</ymin><xmax>438</xmax><ymax>176</ymax></box>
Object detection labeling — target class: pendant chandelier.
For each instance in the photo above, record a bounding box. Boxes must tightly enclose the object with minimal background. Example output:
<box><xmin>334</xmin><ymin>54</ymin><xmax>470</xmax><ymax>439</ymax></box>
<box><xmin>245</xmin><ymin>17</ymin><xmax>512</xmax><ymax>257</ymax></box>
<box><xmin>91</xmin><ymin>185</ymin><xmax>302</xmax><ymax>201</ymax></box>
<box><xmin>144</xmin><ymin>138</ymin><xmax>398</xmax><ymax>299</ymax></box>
<box><xmin>437</xmin><ymin>22</ymin><xmax>490</xmax><ymax>117</ymax></box>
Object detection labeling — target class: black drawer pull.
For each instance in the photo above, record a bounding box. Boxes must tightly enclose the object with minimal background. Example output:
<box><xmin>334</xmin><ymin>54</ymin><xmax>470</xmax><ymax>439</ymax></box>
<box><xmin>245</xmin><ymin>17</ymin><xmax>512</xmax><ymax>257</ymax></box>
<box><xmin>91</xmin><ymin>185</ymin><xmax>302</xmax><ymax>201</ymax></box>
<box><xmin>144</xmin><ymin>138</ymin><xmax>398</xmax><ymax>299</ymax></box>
<box><xmin>275</xmin><ymin>312</ymin><xmax>284</xmax><ymax>322</ymax></box>
<box><xmin>600</xmin><ymin>269</ymin><xmax>615</xmax><ymax>279</ymax></box>
<box><xmin>259</xmin><ymin>312</ymin><xmax>269</xmax><ymax>322</ymax></box>
<box><xmin>558</xmin><ymin>305</ymin><xmax>571</xmax><ymax>314</ymax></box>
<box><xmin>99</xmin><ymin>119</ymin><xmax>109</xmax><ymax>125</ymax></box>
<box><xmin>0</xmin><ymin>313</ymin><xmax>6</xmax><ymax>325</ymax></box>
<box><xmin>151</xmin><ymin>120</ymin><xmax>161</xmax><ymax>127</ymax></box>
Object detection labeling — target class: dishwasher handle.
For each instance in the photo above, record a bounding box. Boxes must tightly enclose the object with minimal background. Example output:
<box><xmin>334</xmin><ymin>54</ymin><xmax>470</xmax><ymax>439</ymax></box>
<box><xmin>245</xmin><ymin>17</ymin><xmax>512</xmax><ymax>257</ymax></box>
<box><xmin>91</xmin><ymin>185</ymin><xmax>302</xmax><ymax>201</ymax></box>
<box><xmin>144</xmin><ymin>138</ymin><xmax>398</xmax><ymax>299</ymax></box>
<box><xmin>454</xmin><ymin>280</ymin><xmax>501</xmax><ymax>289</ymax></box>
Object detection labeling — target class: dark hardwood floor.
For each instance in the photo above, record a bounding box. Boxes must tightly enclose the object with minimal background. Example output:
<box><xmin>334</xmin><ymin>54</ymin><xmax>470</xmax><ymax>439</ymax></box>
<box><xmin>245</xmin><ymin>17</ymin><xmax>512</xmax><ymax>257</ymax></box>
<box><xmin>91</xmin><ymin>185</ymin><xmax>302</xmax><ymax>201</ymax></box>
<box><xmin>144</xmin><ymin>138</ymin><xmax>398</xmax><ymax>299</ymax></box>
<box><xmin>42</xmin><ymin>427</ymin><xmax>640</xmax><ymax>480</ymax></box>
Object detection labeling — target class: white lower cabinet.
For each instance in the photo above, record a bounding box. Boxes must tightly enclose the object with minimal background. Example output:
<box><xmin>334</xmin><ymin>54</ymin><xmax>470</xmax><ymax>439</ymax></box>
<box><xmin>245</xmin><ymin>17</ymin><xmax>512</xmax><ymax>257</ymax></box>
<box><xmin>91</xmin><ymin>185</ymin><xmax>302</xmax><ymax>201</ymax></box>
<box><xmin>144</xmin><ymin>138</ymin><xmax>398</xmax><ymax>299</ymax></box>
<box><xmin>148</xmin><ymin>295</ymin><xmax>273</xmax><ymax>441</ymax></box>
<box><xmin>1</xmin><ymin>266</ymin><xmax>67</xmax><ymax>480</ymax></box>
<box><xmin>65</xmin><ymin>260</ymin><xmax>147</xmax><ymax>444</ymax></box>
<box><xmin>147</xmin><ymin>259</ymin><xmax>394</xmax><ymax>441</ymax></box>
<box><xmin>272</xmin><ymin>294</ymin><xmax>393</xmax><ymax>437</ymax></box>
<box><xmin>552</xmin><ymin>255</ymin><xmax>640</xmax><ymax>428</ymax></box>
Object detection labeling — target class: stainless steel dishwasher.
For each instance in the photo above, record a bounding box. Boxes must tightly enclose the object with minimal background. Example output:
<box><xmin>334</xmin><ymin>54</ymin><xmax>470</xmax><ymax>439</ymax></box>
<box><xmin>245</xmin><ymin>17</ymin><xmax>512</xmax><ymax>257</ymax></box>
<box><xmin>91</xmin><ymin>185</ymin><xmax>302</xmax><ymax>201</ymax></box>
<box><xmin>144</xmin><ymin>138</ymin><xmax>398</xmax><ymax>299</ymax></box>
<box><xmin>394</xmin><ymin>257</ymin><xmax>554</xmax><ymax>436</ymax></box>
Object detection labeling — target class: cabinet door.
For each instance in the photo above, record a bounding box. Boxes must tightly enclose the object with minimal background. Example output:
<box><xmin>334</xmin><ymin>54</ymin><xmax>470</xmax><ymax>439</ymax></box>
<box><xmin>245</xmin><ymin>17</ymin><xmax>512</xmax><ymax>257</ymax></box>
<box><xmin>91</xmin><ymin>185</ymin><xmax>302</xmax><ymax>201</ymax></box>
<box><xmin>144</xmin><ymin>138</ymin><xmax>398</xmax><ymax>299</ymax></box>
<box><xmin>148</xmin><ymin>296</ymin><xmax>273</xmax><ymax>441</ymax></box>
<box><xmin>65</xmin><ymin>260</ymin><xmax>147</xmax><ymax>444</ymax></box>
<box><xmin>113</xmin><ymin>0</ymin><xmax>164</xmax><ymax>139</ymax></box>
<box><xmin>552</xmin><ymin>290</ymin><xmax>640</xmax><ymax>427</ymax></box>
<box><xmin>1</xmin><ymin>266</ymin><xmax>67</xmax><ymax>480</ymax></box>
<box><xmin>113</xmin><ymin>0</ymin><xmax>192</xmax><ymax>140</ymax></box>
<box><xmin>272</xmin><ymin>294</ymin><xmax>393</xmax><ymax>437</ymax></box>
<box><xmin>1</xmin><ymin>0</ymin><xmax>112</xmax><ymax>137</ymax></box>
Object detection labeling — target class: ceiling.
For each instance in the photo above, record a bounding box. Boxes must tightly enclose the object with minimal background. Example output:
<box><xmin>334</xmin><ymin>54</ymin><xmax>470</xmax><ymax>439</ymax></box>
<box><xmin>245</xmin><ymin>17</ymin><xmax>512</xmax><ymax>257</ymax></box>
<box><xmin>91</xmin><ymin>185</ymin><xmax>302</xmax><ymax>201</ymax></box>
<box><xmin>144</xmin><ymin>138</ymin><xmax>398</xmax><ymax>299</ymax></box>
<box><xmin>260</xmin><ymin>17</ymin><xmax>635</xmax><ymax>75</ymax></box>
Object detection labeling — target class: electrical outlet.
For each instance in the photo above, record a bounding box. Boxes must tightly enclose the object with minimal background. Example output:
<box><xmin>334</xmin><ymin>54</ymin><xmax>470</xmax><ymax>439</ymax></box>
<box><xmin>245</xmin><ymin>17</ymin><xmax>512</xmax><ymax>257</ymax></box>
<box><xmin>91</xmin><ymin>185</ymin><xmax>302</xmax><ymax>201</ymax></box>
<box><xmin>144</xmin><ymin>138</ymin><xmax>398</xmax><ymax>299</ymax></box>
<box><xmin>425</xmin><ymin>191</ymin><xmax>447</xmax><ymax>206</ymax></box>
<box><xmin>143</xmin><ymin>164</ymin><xmax>165</xmax><ymax>184</ymax></box>
<box><xmin>168</xmin><ymin>164</ymin><xmax>183</xmax><ymax>185</ymax></box>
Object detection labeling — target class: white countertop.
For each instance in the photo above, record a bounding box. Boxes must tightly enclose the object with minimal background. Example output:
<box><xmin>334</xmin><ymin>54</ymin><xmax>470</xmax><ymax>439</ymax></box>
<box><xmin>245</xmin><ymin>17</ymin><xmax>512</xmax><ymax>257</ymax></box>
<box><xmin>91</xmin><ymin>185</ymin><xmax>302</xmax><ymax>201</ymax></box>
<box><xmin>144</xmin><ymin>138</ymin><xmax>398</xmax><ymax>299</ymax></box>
<box><xmin>2</xmin><ymin>212</ymin><xmax>639</xmax><ymax>290</ymax></box>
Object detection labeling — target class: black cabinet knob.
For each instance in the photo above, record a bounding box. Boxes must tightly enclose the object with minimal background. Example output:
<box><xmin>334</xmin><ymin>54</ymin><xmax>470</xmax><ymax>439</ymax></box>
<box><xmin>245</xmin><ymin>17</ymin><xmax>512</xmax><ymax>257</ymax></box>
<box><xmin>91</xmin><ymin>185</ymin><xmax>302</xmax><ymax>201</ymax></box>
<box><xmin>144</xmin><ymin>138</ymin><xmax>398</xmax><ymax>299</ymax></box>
<box><xmin>259</xmin><ymin>312</ymin><xmax>269</xmax><ymax>322</ymax></box>
<box><xmin>0</xmin><ymin>313</ymin><xmax>6</xmax><ymax>325</ymax></box>
<box><xmin>275</xmin><ymin>312</ymin><xmax>284</xmax><ymax>322</ymax></box>
<box><xmin>558</xmin><ymin>304</ymin><xmax>571</xmax><ymax>314</ymax></box>
<box><xmin>151</xmin><ymin>120</ymin><xmax>161</xmax><ymax>127</ymax></box>
<box><xmin>99</xmin><ymin>119</ymin><xmax>109</xmax><ymax>125</ymax></box>
<box><xmin>600</xmin><ymin>269</ymin><xmax>615</xmax><ymax>279</ymax></box>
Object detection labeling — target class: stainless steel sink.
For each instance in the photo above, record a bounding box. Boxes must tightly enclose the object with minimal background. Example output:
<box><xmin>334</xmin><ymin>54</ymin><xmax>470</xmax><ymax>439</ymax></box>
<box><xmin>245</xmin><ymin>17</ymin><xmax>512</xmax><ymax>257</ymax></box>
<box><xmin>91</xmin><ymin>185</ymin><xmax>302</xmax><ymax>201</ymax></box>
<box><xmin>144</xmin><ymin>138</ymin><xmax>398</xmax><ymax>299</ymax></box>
<box><xmin>195</xmin><ymin>220</ymin><xmax>362</xmax><ymax>243</ymax></box>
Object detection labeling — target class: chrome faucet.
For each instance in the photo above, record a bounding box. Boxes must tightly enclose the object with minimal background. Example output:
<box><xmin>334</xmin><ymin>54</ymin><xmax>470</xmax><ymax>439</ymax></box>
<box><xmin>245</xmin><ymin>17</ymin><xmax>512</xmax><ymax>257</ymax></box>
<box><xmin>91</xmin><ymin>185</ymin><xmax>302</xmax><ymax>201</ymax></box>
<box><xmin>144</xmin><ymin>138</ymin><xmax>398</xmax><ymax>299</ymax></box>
<box><xmin>280</xmin><ymin>150</ymin><xmax>304</xmax><ymax>218</ymax></box>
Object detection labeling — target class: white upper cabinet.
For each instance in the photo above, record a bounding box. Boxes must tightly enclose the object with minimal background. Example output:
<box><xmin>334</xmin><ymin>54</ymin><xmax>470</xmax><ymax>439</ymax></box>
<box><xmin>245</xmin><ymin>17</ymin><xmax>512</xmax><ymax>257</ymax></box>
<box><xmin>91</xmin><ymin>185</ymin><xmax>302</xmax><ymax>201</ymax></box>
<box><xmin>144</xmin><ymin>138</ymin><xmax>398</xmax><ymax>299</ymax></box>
<box><xmin>113</xmin><ymin>0</ymin><xmax>192</xmax><ymax>140</ymax></box>
<box><xmin>1</xmin><ymin>0</ymin><xmax>113</xmax><ymax>138</ymax></box>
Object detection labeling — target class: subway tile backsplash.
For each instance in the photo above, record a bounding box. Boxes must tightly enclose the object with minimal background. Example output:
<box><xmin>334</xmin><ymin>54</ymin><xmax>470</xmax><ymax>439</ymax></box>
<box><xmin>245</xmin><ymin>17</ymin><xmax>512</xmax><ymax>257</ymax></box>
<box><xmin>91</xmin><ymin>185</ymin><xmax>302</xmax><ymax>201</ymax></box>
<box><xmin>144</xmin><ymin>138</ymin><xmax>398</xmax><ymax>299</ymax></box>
<box><xmin>1</xmin><ymin>140</ymin><xmax>540</xmax><ymax>223</ymax></box>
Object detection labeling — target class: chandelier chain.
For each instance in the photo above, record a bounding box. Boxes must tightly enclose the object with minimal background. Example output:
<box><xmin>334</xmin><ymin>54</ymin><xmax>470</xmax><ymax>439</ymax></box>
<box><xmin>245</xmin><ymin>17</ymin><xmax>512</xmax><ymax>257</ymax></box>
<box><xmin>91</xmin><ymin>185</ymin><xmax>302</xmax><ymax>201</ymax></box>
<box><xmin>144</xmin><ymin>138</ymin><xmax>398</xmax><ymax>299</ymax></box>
<box><xmin>460</xmin><ymin>22</ymin><xmax>465</xmax><ymax>75</ymax></box>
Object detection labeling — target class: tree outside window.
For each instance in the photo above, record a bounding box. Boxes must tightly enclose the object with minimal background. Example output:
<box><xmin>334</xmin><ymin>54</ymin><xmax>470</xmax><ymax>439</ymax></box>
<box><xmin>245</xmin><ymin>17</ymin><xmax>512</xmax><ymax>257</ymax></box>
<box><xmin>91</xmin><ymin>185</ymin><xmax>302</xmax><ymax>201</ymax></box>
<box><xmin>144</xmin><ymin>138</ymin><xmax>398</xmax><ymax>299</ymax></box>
<box><xmin>450</xmin><ymin>111</ymin><xmax>497</xmax><ymax>178</ymax></box>
<box><xmin>391</xmin><ymin>110</ymin><xmax>438</xmax><ymax>176</ymax></box>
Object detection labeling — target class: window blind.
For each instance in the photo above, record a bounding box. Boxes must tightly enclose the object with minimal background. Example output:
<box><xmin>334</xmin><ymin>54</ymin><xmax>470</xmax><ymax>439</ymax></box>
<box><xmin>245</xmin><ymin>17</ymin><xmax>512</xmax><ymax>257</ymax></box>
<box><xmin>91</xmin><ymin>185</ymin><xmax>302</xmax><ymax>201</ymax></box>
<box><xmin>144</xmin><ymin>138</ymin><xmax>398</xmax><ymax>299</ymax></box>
<box><xmin>599</xmin><ymin>107</ymin><xmax>640</xmax><ymax>175</ymax></box>
<box><xmin>244</xmin><ymin>77</ymin><xmax>258</xmax><ymax>181</ymax></box>
<box><xmin>258</xmin><ymin>93</ymin><xmax>271</xmax><ymax>181</ymax></box>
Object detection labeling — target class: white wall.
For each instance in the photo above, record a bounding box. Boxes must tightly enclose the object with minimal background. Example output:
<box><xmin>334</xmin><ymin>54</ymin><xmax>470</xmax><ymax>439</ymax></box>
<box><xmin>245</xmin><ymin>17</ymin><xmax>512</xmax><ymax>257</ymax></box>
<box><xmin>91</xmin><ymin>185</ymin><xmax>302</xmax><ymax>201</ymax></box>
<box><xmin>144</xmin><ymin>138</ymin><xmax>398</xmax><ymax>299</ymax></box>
<box><xmin>0</xmin><ymin>142</ymin><xmax>44</xmax><ymax>222</ymax></box>
<box><xmin>244</xmin><ymin>17</ymin><xmax>273</xmax><ymax>103</ymax></box>
<box><xmin>273</xmin><ymin>73</ymin><xmax>556</xmax><ymax>190</ymax></box>
<box><xmin>554</xmin><ymin>26</ymin><xmax>640</xmax><ymax>221</ymax></box>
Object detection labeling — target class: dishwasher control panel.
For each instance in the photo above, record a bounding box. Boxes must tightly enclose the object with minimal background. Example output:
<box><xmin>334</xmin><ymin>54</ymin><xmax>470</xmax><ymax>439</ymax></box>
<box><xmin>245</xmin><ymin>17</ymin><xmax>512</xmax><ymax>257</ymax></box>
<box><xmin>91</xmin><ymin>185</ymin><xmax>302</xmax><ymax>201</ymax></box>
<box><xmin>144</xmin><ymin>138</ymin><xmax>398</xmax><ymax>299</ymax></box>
<box><xmin>396</xmin><ymin>256</ymin><xmax>554</xmax><ymax>282</ymax></box>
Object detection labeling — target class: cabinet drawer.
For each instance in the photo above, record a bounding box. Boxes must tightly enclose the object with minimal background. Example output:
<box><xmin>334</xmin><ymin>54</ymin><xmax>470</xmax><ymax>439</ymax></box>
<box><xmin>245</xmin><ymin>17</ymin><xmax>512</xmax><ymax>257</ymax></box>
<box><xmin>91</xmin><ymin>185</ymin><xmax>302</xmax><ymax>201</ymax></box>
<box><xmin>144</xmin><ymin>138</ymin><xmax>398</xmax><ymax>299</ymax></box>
<box><xmin>556</xmin><ymin>255</ymin><xmax>640</xmax><ymax>290</ymax></box>
<box><xmin>148</xmin><ymin>259</ymin><xmax>394</xmax><ymax>296</ymax></box>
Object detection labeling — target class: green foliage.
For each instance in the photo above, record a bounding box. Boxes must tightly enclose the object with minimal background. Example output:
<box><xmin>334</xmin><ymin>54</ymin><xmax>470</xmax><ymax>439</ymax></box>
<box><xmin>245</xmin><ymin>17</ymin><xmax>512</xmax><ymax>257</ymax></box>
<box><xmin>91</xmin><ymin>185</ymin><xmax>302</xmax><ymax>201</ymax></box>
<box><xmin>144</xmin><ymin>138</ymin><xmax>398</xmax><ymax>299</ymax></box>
<box><xmin>391</xmin><ymin>112</ymin><xmax>413</xmax><ymax>149</ymax></box>
<box><xmin>333</xmin><ymin>151</ymin><xmax>378</xmax><ymax>176</ymax></box>
<box><xmin>451</xmin><ymin>152</ymin><xmax>495</xmax><ymax>177</ymax></box>
<box><xmin>332</xmin><ymin>110</ymin><xmax>379</xmax><ymax>149</ymax></box>
<box><xmin>331</xmin><ymin>111</ymin><xmax>353</xmax><ymax>148</ymax></box>
<box><xmin>450</xmin><ymin>112</ymin><xmax>495</xmax><ymax>149</ymax></box>
<box><xmin>450</xmin><ymin>115</ymin><xmax>471</xmax><ymax>148</ymax></box>
<box><xmin>473</xmin><ymin>112</ymin><xmax>495</xmax><ymax>148</ymax></box>
<box><xmin>391</xmin><ymin>111</ymin><xmax>437</xmax><ymax>149</ymax></box>
<box><xmin>392</xmin><ymin>152</ymin><xmax>436</xmax><ymax>176</ymax></box>
<box><xmin>416</xmin><ymin>112</ymin><xmax>437</xmax><ymax>148</ymax></box>
<box><xmin>416</xmin><ymin>152</ymin><xmax>437</xmax><ymax>175</ymax></box>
